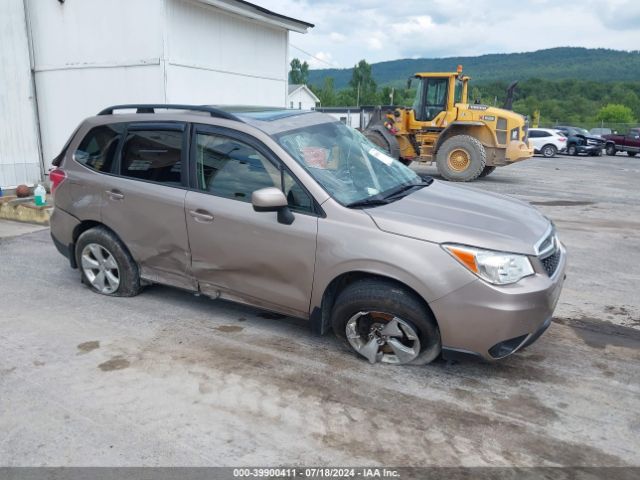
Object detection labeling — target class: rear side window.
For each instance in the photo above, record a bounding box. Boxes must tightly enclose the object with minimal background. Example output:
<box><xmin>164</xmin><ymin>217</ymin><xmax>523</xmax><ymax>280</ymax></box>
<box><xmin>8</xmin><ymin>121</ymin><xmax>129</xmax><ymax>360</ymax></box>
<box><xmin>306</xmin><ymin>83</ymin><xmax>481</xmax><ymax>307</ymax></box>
<box><xmin>121</xmin><ymin>130</ymin><xmax>183</xmax><ymax>186</ymax></box>
<box><xmin>74</xmin><ymin>124</ymin><xmax>124</xmax><ymax>173</ymax></box>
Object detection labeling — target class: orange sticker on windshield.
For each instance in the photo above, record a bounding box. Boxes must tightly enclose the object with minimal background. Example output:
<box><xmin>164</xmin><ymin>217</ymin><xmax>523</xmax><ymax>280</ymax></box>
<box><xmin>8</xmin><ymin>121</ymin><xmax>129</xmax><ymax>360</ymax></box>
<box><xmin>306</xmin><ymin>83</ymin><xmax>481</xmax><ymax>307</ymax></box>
<box><xmin>301</xmin><ymin>147</ymin><xmax>329</xmax><ymax>168</ymax></box>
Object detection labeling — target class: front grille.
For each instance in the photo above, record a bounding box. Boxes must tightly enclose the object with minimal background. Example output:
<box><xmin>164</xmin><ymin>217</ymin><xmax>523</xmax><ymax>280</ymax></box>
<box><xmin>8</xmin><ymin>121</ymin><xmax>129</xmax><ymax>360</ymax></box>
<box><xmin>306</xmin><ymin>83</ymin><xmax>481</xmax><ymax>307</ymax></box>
<box><xmin>541</xmin><ymin>249</ymin><xmax>561</xmax><ymax>277</ymax></box>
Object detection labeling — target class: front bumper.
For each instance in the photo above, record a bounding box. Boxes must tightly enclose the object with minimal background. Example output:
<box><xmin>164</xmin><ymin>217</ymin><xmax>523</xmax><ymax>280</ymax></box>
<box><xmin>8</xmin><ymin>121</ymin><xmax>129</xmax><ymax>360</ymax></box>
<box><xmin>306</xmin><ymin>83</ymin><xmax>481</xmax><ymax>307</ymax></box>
<box><xmin>577</xmin><ymin>144</ymin><xmax>603</xmax><ymax>154</ymax></box>
<box><xmin>431</xmin><ymin>243</ymin><xmax>567</xmax><ymax>361</ymax></box>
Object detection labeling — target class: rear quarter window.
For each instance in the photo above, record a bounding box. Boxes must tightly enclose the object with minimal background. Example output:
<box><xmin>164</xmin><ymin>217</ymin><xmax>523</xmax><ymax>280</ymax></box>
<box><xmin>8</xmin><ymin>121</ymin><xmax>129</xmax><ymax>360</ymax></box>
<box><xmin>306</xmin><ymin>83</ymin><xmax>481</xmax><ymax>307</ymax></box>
<box><xmin>75</xmin><ymin>124</ymin><xmax>124</xmax><ymax>173</ymax></box>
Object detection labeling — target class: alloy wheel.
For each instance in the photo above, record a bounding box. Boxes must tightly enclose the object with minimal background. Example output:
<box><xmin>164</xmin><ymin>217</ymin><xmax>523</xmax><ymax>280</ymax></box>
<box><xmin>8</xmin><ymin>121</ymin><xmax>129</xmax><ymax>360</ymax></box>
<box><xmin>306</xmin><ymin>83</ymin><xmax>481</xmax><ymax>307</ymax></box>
<box><xmin>345</xmin><ymin>311</ymin><xmax>421</xmax><ymax>364</ymax></box>
<box><xmin>543</xmin><ymin>145</ymin><xmax>556</xmax><ymax>158</ymax></box>
<box><xmin>447</xmin><ymin>148</ymin><xmax>471</xmax><ymax>172</ymax></box>
<box><xmin>81</xmin><ymin>243</ymin><xmax>120</xmax><ymax>294</ymax></box>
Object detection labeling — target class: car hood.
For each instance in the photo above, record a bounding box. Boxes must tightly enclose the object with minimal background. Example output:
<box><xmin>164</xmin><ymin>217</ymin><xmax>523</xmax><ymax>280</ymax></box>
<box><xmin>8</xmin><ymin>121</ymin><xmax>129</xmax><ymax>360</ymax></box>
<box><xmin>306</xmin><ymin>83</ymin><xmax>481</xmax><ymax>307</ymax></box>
<box><xmin>575</xmin><ymin>134</ymin><xmax>605</xmax><ymax>143</ymax></box>
<box><xmin>365</xmin><ymin>181</ymin><xmax>550</xmax><ymax>255</ymax></box>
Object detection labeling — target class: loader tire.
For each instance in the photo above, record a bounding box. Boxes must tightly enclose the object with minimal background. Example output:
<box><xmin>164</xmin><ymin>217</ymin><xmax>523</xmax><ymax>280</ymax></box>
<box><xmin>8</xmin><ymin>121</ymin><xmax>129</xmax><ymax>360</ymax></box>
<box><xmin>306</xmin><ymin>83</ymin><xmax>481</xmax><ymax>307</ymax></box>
<box><xmin>436</xmin><ymin>135</ymin><xmax>486</xmax><ymax>182</ymax></box>
<box><xmin>478</xmin><ymin>166</ymin><xmax>496</xmax><ymax>177</ymax></box>
<box><xmin>365</xmin><ymin>130</ymin><xmax>411</xmax><ymax>166</ymax></box>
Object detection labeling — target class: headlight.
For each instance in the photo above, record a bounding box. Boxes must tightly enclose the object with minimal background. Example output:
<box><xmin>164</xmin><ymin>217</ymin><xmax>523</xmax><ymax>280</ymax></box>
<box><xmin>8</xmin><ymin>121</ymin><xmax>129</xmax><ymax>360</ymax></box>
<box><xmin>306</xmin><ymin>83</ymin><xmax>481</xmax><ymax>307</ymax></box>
<box><xmin>443</xmin><ymin>244</ymin><xmax>534</xmax><ymax>285</ymax></box>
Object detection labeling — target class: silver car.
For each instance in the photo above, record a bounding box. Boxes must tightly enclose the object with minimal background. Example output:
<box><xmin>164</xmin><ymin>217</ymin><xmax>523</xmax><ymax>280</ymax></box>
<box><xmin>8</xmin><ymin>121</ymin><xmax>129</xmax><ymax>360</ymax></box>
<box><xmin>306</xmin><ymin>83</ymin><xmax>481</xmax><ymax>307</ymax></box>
<box><xmin>49</xmin><ymin>104</ymin><xmax>566</xmax><ymax>365</ymax></box>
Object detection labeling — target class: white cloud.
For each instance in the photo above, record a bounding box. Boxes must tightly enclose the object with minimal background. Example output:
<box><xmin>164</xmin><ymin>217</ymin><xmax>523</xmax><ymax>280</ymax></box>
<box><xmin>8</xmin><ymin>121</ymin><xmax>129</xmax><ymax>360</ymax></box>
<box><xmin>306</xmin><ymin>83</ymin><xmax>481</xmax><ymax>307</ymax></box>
<box><xmin>305</xmin><ymin>51</ymin><xmax>335</xmax><ymax>69</ymax></box>
<box><xmin>329</xmin><ymin>32</ymin><xmax>346</xmax><ymax>43</ymax></box>
<box><xmin>258</xmin><ymin>0</ymin><xmax>640</xmax><ymax>67</ymax></box>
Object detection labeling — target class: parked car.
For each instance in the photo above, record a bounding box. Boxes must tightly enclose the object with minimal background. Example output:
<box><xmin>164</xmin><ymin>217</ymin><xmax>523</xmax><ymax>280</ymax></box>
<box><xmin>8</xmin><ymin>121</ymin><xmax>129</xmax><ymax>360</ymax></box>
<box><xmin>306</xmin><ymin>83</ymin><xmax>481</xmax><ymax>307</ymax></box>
<box><xmin>553</xmin><ymin>126</ymin><xmax>605</xmax><ymax>156</ymax></box>
<box><xmin>589</xmin><ymin>127</ymin><xmax>612</xmax><ymax>138</ymax></box>
<box><xmin>49</xmin><ymin>104</ymin><xmax>566</xmax><ymax>365</ymax></box>
<box><xmin>528</xmin><ymin>128</ymin><xmax>566</xmax><ymax>157</ymax></box>
<box><xmin>603</xmin><ymin>128</ymin><xmax>640</xmax><ymax>157</ymax></box>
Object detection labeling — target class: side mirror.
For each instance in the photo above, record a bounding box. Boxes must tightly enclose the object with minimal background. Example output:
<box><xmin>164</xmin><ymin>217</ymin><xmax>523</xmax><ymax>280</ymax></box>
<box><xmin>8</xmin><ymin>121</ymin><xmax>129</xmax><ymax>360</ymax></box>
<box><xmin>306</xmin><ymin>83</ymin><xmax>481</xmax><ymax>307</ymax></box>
<box><xmin>251</xmin><ymin>187</ymin><xmax>294</xmax><ymax>225</ymax></box>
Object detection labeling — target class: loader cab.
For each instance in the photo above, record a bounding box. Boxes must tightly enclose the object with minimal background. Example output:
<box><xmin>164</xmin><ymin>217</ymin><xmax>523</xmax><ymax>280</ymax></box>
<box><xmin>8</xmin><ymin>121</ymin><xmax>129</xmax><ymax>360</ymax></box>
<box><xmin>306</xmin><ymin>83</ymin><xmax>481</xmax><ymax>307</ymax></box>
<box><xmin>410</xmin><ymin>67</ymin><xmax>469</xmax><ymax>124</ymax></box>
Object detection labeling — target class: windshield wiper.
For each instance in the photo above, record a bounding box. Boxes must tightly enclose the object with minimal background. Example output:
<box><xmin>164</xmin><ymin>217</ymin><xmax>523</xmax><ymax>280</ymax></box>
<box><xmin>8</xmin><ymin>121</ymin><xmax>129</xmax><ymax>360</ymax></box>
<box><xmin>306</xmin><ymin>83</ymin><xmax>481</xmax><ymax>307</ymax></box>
<box><xmin>382</xmin><ymin>177</ymin><xmax>434</xmax><ymax>200</ymax></box>
<box><xmin>346</xmin><ymin>197</ymin><xmax>391</xmax><ymax>208</ymax></box>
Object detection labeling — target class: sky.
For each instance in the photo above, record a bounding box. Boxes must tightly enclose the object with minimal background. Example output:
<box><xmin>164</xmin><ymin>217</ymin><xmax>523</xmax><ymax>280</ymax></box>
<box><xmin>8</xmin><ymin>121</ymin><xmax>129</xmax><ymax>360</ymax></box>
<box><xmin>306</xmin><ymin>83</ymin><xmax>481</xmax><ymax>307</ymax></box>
<box><xmin>258</xmin><ymin>0</ymin><xmax>640</xmax><ymax>69</ymax></box>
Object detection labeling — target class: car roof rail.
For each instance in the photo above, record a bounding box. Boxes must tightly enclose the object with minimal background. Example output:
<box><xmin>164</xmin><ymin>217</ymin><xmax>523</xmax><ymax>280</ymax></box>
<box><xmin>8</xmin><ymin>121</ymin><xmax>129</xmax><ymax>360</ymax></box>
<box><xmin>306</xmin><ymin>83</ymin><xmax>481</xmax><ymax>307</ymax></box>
<box><xmin>97</xmin><ymin>104</ymin><xmax>242</xmax><ymax>122</ymax></box>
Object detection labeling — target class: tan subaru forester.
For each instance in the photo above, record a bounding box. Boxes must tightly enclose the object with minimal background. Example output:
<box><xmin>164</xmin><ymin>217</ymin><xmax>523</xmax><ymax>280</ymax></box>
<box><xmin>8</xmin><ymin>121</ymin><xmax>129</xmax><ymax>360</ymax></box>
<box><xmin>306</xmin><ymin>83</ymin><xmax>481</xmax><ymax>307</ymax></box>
<box><xmin>49</xmin><ymin>104</ymin><xmax>566</xmax><ymax>365</ymax></box>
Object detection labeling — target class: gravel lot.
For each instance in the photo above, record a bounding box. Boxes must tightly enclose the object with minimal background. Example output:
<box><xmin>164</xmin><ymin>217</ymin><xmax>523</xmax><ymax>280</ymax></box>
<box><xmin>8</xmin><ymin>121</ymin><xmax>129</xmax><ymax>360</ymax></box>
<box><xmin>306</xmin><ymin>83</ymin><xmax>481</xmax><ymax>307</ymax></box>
<box><xmin>1</xmin><ymin>153</ymin><xmax>639</xmax><ymax>467</ymax></box>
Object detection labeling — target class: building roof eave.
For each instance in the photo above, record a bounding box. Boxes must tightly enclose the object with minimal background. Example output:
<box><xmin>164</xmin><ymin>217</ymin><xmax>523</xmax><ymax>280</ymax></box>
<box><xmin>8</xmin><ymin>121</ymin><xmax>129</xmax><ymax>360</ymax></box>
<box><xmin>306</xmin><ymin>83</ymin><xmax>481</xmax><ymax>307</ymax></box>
<box><xmin>193</xmin><ymin>0</ymin><xmax>314</xmax><ymax>33</ymax></box>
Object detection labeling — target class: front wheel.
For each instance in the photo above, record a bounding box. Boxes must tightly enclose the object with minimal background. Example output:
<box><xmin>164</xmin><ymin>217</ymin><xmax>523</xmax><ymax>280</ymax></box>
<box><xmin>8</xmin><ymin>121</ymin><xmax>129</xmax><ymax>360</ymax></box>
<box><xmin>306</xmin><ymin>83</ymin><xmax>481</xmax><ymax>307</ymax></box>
<box><xmin>567</xmin><ymin>144</ymin><xmax>578</xmax><ymax>156</ymax></box>
<box><xmin>331</xmin><ymin>279</ymin><xmax>441</xmax><ymax>365</ymax></box>
<box><xmin>605</xmin><ymin>143</ymin><xmax>616</xmax><ymax>156</ymax></box>
<box><xmin>435</xmin><ymin>135</ymin><xmax>486</xmax><ymax>182</ymax></box>
<box><xmin>541</xmin><ymin>144</ymin><xmax>557</xmax><ymax>158</ymax></box>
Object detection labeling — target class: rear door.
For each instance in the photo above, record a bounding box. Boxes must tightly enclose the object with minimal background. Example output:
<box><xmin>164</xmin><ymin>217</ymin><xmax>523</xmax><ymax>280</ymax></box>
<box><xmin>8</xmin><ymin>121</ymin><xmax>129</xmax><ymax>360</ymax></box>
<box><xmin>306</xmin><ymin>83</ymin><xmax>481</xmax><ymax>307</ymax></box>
<box><xmin>528</xmin><ymin>130</ymin><xmax>543</xmax><ymax>151</ymax></box>
<box><xmin>100</xmin><ymin>122</ymin><xmax>195</xmax><ymax>290</ymax></box>
<box><xmin>184</xmin><ymin>125</ymin><xmax>318</xmax><ymax>317</ymax></box>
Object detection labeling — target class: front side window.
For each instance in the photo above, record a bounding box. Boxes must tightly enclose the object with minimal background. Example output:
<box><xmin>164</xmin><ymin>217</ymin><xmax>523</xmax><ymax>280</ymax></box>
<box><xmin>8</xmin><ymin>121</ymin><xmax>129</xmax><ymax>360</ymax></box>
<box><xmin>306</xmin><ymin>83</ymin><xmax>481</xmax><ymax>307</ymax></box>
<box><xmin>195</xmin><ymin>133</ymin><xmax>279</xmax><ymax>202</ymax></box>
<box><xmin>276</xmin><ymin>121</ymin><xmax>422</xmax><ymax>206</ymax></box>
<box><xmin>75</xmin><ymin>124</ymin><xmax>124</xmax><ymax>173</ymax></box>
<box><xmin>121</xmin><ymin>130</ymin><xmax>183</xmax><ymax>186</ymax></box>
<box><xmin>195</xmin><ymin>132</ymin><xmax>316</xmax><ymax>213</ymax></box>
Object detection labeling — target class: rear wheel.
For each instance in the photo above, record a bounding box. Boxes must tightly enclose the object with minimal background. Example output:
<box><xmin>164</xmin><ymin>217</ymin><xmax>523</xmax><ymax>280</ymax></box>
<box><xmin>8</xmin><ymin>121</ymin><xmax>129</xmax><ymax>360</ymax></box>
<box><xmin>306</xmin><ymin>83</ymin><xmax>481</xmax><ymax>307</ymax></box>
<box><xmin>478</xmin><ymin>166</ymin><xmax>496</xmax><ymax>177</ymax></box>
<box><xmin>628</xmin><ymin>151</ymin><xmax>637</xmax><ymax>157</ymax></box>
<box><xmin>436</xmin><ymin>135</ymin><xmax>486</xmax><ymax>182</ymax></box>
<box><xmin>605</xmin><ymin>143</ymin><xmax>616</xmax><ymax>156</ymax></box>
<box><xmin>541</xmin><ymin>144</ymin><xmax>557</xmax><ymax>158</ymax></box>
<box><xmin>76</xmin><ymin>227</ymin><xmax>141</xmax><ymax>297</ymax></box>
<box><xmin>331</xmin><ymin>279</ymin><xmax>441</xmax><ymax>365</ymax></box>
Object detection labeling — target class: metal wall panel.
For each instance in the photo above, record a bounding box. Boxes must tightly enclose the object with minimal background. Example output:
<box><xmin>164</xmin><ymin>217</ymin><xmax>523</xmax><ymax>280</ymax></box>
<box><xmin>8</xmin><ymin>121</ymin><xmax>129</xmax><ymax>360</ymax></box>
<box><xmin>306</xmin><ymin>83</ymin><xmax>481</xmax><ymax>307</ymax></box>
<box><xmin>35</xmin><ymin>65</ymin><xmax>165</xmax><ymax>168</ymax></box>
<box><xmin>5</xmin><ymin>0</ymin><xmax>294</xmax><ymax>179</ymax></box>
<box><xmin>167</xmin><ymin>0</ymin><xmax>288</xmax><ymax>106</ymax></box>
<box><xmin>25</xmin><ymin>0</ymin><xmax>167</xmax><ymax>170</ymax></box>
<box><xmin>0</xmin><ymin>0</ymin><xmax>42</xmax><ymax>187</ymax></box>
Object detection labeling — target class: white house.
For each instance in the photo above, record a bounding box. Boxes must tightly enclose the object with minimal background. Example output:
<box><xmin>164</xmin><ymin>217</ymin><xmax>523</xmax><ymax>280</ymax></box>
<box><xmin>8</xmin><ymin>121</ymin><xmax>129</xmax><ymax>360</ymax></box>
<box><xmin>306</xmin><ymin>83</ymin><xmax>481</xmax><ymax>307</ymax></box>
<box><xmin>0</xmin><ymin>0</ymin><xmax>312</xmax><ymax>188</ymax></box>
<box><xmin>287</xmin><ymin>84</ymin><xmax>320</xmax><ymax>110</ymax></box>
<box><xmin>315</xmin><ymin>107</ymin><xmax>376</xmax><ymax>130</ymax></box>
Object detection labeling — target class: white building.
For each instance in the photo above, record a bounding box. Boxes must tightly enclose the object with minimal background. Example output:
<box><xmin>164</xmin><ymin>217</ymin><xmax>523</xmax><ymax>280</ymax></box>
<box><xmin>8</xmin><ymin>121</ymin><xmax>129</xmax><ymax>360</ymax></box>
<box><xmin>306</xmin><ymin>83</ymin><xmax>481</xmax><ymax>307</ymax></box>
<box><xmin>287</xmin><ymin>84</ymin><xmax>320</xmax><ymax>110</ymax></box>
<box><xmin>315</xmin><ymin>107</ymin><xmax>376</xmax><ymax>130</ymax></box>
<box><xmin>0</xmin><ymin>0</ymin><xmax>312</xmax><ymax>188</ymax></box>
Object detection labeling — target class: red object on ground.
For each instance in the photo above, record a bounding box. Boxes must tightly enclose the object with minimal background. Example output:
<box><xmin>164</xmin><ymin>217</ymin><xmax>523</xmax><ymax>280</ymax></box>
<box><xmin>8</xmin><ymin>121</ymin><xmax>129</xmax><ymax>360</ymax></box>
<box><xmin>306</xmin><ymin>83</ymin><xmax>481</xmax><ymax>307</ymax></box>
<box><xmin>16</xmin><ymin>185</ymin><xmax>31</xmax><ymax>198</ymax></box>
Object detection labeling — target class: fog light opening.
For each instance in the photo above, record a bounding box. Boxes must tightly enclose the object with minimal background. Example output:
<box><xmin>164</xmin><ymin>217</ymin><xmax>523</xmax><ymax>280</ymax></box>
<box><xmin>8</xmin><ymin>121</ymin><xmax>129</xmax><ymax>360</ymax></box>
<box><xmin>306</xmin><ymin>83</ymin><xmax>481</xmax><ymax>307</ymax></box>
<box><xmin>488</xmin><ymin>334</ymin><xmax>529</xmax><ymax>359</ymax></box>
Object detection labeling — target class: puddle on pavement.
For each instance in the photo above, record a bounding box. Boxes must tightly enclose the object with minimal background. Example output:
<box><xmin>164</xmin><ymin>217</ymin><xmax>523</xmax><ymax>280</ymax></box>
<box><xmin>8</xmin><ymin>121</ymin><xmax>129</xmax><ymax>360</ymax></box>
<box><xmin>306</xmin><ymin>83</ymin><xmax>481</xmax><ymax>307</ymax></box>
<box><xmin>215</xmin><ymin>325</ymin><xmax>244</xmax><ymax>333</ymax></box>
<box><xmin>77</xmin><ymin>341</ymin><xmax>100</xmax><ymax>354</ymax></box>
<box><xmin>530</xmin><ymin>200</ymin><xmax>595</xmax><ymax>206</ymax></box>
<box><xmin>553</xmin><ymin>316</ymin><xmax>640</xmax><ymax>350</ymax></box>
<box><xmin>98</xmin><ymin>356</ymin><xmax>130</xmax><ymax>371</ymax></box>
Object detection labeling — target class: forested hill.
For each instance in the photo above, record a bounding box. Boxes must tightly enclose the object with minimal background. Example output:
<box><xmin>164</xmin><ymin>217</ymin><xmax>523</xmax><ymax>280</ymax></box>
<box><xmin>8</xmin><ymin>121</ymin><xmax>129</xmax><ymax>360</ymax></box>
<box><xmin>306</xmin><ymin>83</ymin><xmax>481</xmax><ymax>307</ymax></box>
<box><xmin>308</xmin><ymin>48</ymin><xmax>640</xmax><ymax>88</ymax></box>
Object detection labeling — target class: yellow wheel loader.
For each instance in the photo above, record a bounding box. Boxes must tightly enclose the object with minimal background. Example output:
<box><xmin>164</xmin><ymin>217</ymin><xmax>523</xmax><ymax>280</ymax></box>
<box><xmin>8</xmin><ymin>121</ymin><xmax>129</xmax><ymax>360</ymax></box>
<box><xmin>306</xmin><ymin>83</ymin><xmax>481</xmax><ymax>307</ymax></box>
<box><xmin>364</xmin><ymin>66</ymin><xmax>533</xmax><ymax>182</ymax></box>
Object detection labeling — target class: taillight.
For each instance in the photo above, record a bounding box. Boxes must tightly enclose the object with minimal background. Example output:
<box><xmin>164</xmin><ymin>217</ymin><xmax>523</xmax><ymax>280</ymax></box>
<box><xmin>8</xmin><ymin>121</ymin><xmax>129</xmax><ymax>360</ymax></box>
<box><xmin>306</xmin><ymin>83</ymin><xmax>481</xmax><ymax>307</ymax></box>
<box><xmin>558</xmin><ymin>137</ymin><xmax>566</xmax><ymax>142</ymax></box>
<box><xmin>49</xmin><ymin>168</ymin><xmax>67</xmax><ymax>193</ymax></box>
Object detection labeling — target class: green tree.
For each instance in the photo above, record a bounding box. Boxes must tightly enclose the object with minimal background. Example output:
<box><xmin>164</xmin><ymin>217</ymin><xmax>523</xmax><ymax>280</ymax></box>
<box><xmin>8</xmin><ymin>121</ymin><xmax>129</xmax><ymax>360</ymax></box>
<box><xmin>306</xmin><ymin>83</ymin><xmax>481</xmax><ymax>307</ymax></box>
<box><xmin>289</xmin><ymin>58</ymin><xmax>309</xmax><ymax>85</ymax></box>
<box><xmin>595</xmin><ymin>104</ymin><xmax>636</xmax><ymax>123</ymax></box>
<box><xmin>349</xmin><ymin>60</ymin><xmax>377</xmax><ymax>106</ymax></box>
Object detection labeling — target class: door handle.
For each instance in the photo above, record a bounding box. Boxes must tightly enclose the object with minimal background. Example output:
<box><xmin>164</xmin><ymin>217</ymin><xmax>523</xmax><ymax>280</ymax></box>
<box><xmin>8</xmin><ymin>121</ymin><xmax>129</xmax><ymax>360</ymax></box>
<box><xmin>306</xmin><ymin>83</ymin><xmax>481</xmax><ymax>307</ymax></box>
<box><xmin>189</xmin><ymin>209</ymin><xmax>214</xmax><ymax>223</ymax></box>
<box><xmin>106</xmin><ymin>189</ymin><xmax>124</xmax><ymax>200</ymax></box>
